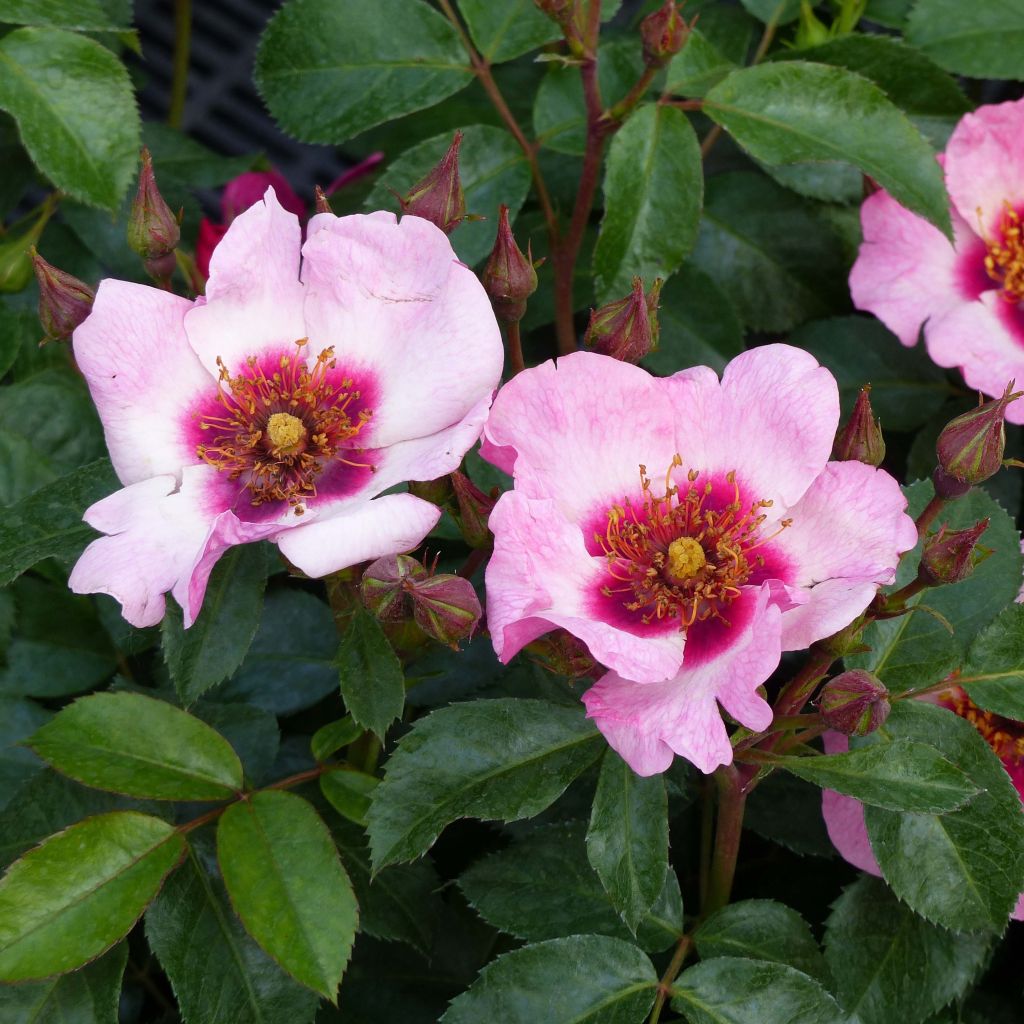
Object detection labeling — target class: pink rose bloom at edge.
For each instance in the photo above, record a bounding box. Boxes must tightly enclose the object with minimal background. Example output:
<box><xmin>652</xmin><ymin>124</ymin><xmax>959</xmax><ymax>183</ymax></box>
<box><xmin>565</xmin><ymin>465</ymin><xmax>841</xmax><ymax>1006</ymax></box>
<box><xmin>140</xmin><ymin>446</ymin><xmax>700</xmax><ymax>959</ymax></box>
<box><xmin>482</xmin><ymin>346</ymin><xmax>918</xmax><ymax>776</ymax></box>
<box><xmin>69</xmin><ymin>188</ymin><xmax>503</xmax><ymax>627</ymax></box>
<box><xmin>850</xmin><ymin>96</ymin><xmax>1024</xmax><ymax>424</ymax></box>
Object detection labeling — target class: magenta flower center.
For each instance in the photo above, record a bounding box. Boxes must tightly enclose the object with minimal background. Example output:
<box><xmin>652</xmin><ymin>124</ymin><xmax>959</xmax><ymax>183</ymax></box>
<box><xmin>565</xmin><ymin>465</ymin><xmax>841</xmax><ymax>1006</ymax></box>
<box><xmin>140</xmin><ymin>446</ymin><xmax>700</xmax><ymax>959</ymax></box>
<box><xmin>196</xmin><ymin>339</ymin><xmax>372</xmax><ymax>509</ymax></box>
<box><xmin>941</xmin><ymin>687</ymin><xmax>1024</xmax><ymax>766</ymax></box>
<box><xmin>596</xmin><ymin>456</ymin><xmax>790</xmax><ymax>629</ymax></box>
<box><xmin>982</xmin><ymin>203</ymin><xmax>1024</xmax><ymax>302</ymax></box>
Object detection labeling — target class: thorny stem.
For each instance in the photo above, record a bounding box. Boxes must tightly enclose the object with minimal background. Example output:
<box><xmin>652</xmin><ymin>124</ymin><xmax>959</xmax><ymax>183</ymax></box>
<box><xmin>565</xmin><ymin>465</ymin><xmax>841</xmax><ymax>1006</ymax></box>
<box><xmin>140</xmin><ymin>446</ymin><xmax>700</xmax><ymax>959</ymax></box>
<box><xmin>506</xmin><ymin>319</ymin><xmax>526</xmax><ymax>375</ymax></box>
<box><xmin>169</xmin><ymin>0</ymin><xmax>191</xmax><ymax>129</ymax></box>
<box><xmin>648</xmin><ymin>933</ymin><xmax>694</xmax><ymax>1024</ymax></box>
<box><xmin>915</xmin><ymin>493</ymin><xmax>948</xmax><ymax>539</ymax></box>
<box><xmin>771</xmin><ymin>645</ymin><xmax>837</xmax><ymax>720</ymax></box>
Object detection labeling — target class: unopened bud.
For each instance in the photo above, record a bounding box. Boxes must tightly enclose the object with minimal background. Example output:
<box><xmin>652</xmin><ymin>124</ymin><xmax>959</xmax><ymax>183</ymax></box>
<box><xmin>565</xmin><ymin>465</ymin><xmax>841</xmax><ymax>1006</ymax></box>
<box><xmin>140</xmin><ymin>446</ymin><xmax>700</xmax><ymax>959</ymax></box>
<box><xmin>818</xmin><ymin>670</ymin><xmax>890</xmax><ymax>737</ymax></box>
<box><xmin>585</xmin><ymin>278</ymin><xmax>662</xmax><ymax>364</ymax></box>
<box><xmin>360</xmin><ymin>554</ymin><xmax>427</xmax><ymax>622</ymax></box>
<box><xmin>527</xmin><ymin>630</ymin><xmax>597</xmax><ymax>679</ymax></box>
<box><xmin>640</xmin><ymin>1</ymin><xmax>690</xmax><ymax>68</ymax></box>
<box><xmin>31</xmin><ymin>250</ymin><xmax>94</xmax><ymax>341</ymax></box>
<box><xmin>398</xmin><ymin>131</ymin><xmax>465</xmax><ymax>235</ymax></box>
<box><xmin>833</xmin><ymin>387</ymin><xmax>885</xmax><ymax>467</ymax></box>
<box><xmin>934</xmin><ymin>383</ymin><xmax>1022</xmax><ymax>496</ymax></box>
<box><xmin>482</xmin><ymin>205</ymin><xmax>538</xmax><ymax>323</ymax></box>
<box><xmin>409</xmin><ymin>574</ymin><xmax>482</xmax><ymax>648</ymax></box>
<box><xmin>451</xmin><ymin>471</ymin><xmax>496</xmax><ymax>549</ymax></box>
<box><xmin>919</xmin><ymin>519</ymin><xmax>990</xmax><ymax>586</ymax></box>
<box><xmin>128</xmin><ymin>148</ymin><xmax>180</xmax><ymax>274</ymax></box>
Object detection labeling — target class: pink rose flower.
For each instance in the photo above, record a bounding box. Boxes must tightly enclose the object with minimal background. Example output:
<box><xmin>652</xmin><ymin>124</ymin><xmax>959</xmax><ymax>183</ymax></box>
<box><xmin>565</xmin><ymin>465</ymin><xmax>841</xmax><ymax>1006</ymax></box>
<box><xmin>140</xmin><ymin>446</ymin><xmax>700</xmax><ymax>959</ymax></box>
<box><xmin>822</xmin><ymin>688</ymin><xmax>1024</xmax><ymax>921</ymax></box>
<box><xmin>850</xmin><ymin>97</ymin><xmax>1024</xmax><ymax>424</ymax></box>
<box><xmin>482</xmin><ymin>347</ymin><xmax>917</xmax><ymax>775</ymax></box>
<box><xmin>69</xmin><ymin>189</ymin><xmax>503</xmax><ymax>628</ymax></box>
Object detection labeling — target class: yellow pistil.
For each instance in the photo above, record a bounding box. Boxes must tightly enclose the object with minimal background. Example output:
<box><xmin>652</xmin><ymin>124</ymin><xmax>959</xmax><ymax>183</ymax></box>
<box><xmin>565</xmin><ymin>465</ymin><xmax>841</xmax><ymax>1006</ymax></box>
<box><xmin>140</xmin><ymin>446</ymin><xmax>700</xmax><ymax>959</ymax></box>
<box><xmin>981</xmin><ymin>202</ymin><xmax>1024</xmax><ymax>302</ymax></box>
<box><xmin>666</xmin><ymin>536</ymin><xmax>706</xmax><ymax>582</ymax></box>
<box><xmin>266</xmin><ymin>412</ymin><xmax>306</xmax><ymax>453</ymax></box>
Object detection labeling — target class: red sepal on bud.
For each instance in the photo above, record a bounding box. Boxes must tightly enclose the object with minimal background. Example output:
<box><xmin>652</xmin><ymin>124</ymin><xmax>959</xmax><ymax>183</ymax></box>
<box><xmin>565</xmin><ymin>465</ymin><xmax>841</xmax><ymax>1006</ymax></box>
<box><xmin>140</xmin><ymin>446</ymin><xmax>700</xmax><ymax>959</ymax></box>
<box><xmin>640</xmin><ymin>1</ymin><xmax>690</xmax><ymax>68</ymax></box>
<box><xmin>832</xmin><ymin>387</ymin><xmax>885</xmax><ymax>467</ymax></box>
<box><xmin>398</xmin><ymin>131</ymin><xmax>465</xmax><ymax>235</ymax></box>
<box><xmin>31</xmin><ymin>250</ymin><xmax>94</xmax><ymax>342</ymax></box>
<box><xmin>919</xmin><ymin>519</ymin><xmax>991</xmax><ymax>587</ymax></box>
<box><xmin>482</xmin><ymin>205</ymin><xmax>538</xmax><ymax>323</ymax></box>
<box><xmin>409</xmin><ymin>574</ymin><xmax>482</xmax><ymax>649</ymax></box>
<box><xmin>585</xmin><ymin>277</ymin><xmax>662</xmax><ymax>364</ymax></box>
<box><xmin>360</xmin><ymin>554</ymin><xmax>427</xmax><ymax>622</ymax></box>
<box><xmin>818</xmin><ymin>670</ymin><xmax>890</xmax><ymax>737</ymax></box>
<box><xmin>933</xmin><ymin>383</ymin><xmax>1022</xmax><ymax>498</ymax></box>
<box><xmin>451</xmin><ymin>470</ymin><xmax>496</xmax><ymax>549</ymax></box>
<box><xmin>128</xmin><ymin>148</ymin><xmax>180</xmax><ymax>281</ymax></box>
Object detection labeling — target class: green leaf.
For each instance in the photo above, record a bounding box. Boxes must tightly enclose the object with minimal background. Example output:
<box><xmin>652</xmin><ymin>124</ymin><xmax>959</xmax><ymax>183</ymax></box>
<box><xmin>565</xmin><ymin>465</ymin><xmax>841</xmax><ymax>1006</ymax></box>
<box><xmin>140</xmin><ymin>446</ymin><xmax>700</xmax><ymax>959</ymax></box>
<box><xmin>642</xmin><ymin>262</ymin><xmax>745</xmax><ymax>377</ymax></box>
<box><xmin>367</xmin><ymin>698</ymin><xmax>603</xmax><ymax>869</ymax></box>
<box><xmin>331</xmin><ymin>817</ymin><xmax>442</xmax><ymax>954</ymax></box>
<box><xmin>849</xmin><ymin>482</ymin><xmax>1023</xmax><ymax>694</ymax></box>
<box><xmin>772</xmin><ymin>738</ymin><xmax>979</xmax><ymax>813</ymax></box>
<box><xmin>192</xmin><ymin>701</ymin><xmax>280</xmax><ymax>788</ymax></box>
<box><xmin>671</xmin><ymin>958</ymin><xmax>843</xmax><ymax>1024</ymax></box>
<box><xmin>0</xmin><ymin>0</ymin><xmax>131</xmax><ymax>30</ymax></box>
<box><xmin>695</xmin><ymin>901</ymin><xmax>830</xmax><ymax>986</ymax></box>
<box><xmin>666</xmin><ymin>7</ymin><xmax>755</xmax><ymax>98</ymax></box>
<box><xmin>28</xmin><ymin>692</ymin><xmax>244</xmax><ymax>801</ymax></box>
<box><xmin>824</xmin><ymin>875</ymin><xmax>991</xmax><ymax>1024</ymax></box>
<box><xmin>145</xmin><ymin>842</ymin><xmax>319</xmax><ymax>1024</ymax></box>
<box><xmin>744</xmin><ymin>771</ymin><xmax>836</xmax><ymax>857</ymax></box>
<box><xmin>593</xmin><ymin>103</ymin><xmax>703</xmax><ymax>303</ymax></box>
<box><xmin>337</xmin><ymin>605</ymin><xmax>405</xmax><ymax>740</ymax></box>
<box><xmin>0</xmin><ymin>943</ymin><xmax>127</xmax><ymax>1024</ymax></box>
<box><xmin>457</xmin><ymin>0</ymin><xmax>559</xmax><ymax>62</ymax></box>
<box><xmin>311</xmin><ymin>715</ymin><xmax>363</xmax><ymax>762</ymax></box>
<box><xmin>960</xmin><ymin>605</ymin><xmax>1024</xmax><ymax>720</ymax></box>
<box><xmin>862</xmin><ymin>700</ymin><xmax>1024</xmax><ymax>930</ymax></box>
<box><xmin>142</xmin><ymin>122</ymin><xmax>253</xmax><ymax>189</ymax></box>
<box><xmin>254</xmin><ymin>0</ymin><xmax>472</xmax><ymax>144</ymax></box>
<box><xmin>704</xmin><ymin>62</ymin><xmax>950</xmax><ymax>237</ymax></box>
<box><xmin>0</xmin><ymin>28</ymin><xmax>139</xmax><ymax>210</ymax></box>
<box><xmin>0</xmin><ymin>811</ymin><xmax>184</xmax><ymax>981</ymax></box>
<box><xmin>441</xmin><ymin>935</ymin><xmax>658</xmax><ymax>1024</ymax></box>
<box><xmin>906</xmin><ymin>0</ymin><xmax>1024</xmax><ymax>80</ymax></box>
<box><xmin>217</xmin><ymin>589</ymin><xmax>337</xmax><ymax>714</ymax></box>
<box><xmin>321</xmin><ymin>767</ymin><xmax>379</xmax><ymax>826</ymax></box>
<box><xmin>740</xmin><ymin>0</ymin><xmax>801</xmax><ymax>23</ymax></box>
<box><xmin>217</xmin><ymin>790</ymin><xmax>357</xmax><ymax>1000</ymax></box>
<box><xmin>586</xmin><ymin>750</ymin><xmax>668</xmax><ymax>934</ymax></box>
<box><xmin>0</xmin><ymin>696</ymin><xmax>50</xmax><ymax>809</ymax></box>
<box><xmin>693</xmin><ymin>171</ymin><xmax>847</xmax><ymax>332</ymax></box>
<box><xmin>163</xmin><ymin>544</ymin><xmax>267</xmax><ymax>706</ymax></box>
<box><xmin>0</xmin><ymin>458</ymin><xmax>117</xmax><ymax>586</ymax></box>
<box><xmin>459</xmin><ymin>822</ymin><xmax>684</xmax><ymax>954</ymax></box>
<box><xmin>364</xmin><ymin>124</ymin><xmax>530</xmax><ymax>267</ymax></box>
<box><xmin>790</xmin><ymin>316</ymin><xmax>953</xmax><ymax>432</ymax></box>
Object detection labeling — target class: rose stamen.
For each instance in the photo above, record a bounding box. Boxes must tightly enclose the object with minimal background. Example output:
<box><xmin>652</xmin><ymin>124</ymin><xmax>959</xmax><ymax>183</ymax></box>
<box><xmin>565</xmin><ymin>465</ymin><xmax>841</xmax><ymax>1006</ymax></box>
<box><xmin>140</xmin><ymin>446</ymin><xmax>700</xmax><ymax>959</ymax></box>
<box><xmin>980</xmin><ymin>201</ymin><xmax>1024</xmax><ymax>302</ymax></box>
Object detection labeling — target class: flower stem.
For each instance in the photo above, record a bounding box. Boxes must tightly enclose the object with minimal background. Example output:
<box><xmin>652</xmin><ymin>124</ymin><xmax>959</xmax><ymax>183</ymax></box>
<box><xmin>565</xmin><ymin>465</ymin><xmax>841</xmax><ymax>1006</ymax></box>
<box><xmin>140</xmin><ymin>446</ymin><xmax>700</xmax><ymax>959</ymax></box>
<box><xmin>168</xmin><ymin>0</ymin><xmax>192</xmax><ymax>129</ymax></box>
<box><xmin>771</xmin><ymin>645</ymin><xmax>836</xmax><ymax>720</ymax></box>
<box><xmin>705</xmin><ymin>763</ymin><xmax>747</xmax><ymax>915</ymax></box>
<box><xmin>648</xmin><ymin>934</ymin><xmax>694</xmax><ymax>1024</ymax></box>
<box><xmin>915</xmin><ymin>493</ymin><xmax>947</xmax><ymax>539</ymax></box>
<box><xmin>506</xmin><ymin>320</ymin><xmax>526</xmax><ymax>375</ymax></box>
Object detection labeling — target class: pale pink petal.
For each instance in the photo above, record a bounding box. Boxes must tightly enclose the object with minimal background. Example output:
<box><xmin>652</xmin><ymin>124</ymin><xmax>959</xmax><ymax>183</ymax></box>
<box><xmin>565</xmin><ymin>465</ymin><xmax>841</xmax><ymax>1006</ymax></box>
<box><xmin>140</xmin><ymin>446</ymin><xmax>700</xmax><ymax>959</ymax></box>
<box><xmin>923</xmin><ymin>293</ymin><xmax>1024</xmax><ymax>423</ymax></box>
<box><xmin>945</xmin><ymin>97</ymin><xmax>1024</xmax><ymax>235</ymax></box>
<box><xmin>485</xmin><ymin>492</ymin><xmax>685</xmax><ymax>684</ymax></box>
<box><xmin>771</xmin><ymin>461</ymin><xmax>918</xmax><ymax>650</ymax></box>
<box><xmin>300</xmin><ymin>212</ymin><xmax>503</xmax><ymax>448</ymax></box>
<box><xmin>184</xmin><ymin>188</ymin><xmax>306</xmax><ymax>377</ymax></box>
<box><xmin>1015</xmin><ymin>893</ymin><xmax>1024</xmax><ymax>922</ymax></box>
<box><xmin>72</xmin><ymin>281</ymin><xmax>212</xmax><ymax>486</ymax></box>
<box><xmin>821</xmin><ymin>732</ymin><xmax>882</xmax><ymax>874</ymax></box>
<box><xmin>660</xmin><ymin>345</ymin><xmax>839</xmax><ymax>510</ymax></box>
<box><xmin>582</xmin><ymin>589</ymin><xmax>780</xmax><ymax>775</ymax></box>
<box><xmin>480</xmin><ymin>351</ymin><xmax>680</xmax><ymax>522</ymax></box>
<box><xmin>850</xmin><ymin>187</ymin><xmax>987</xmax><ymax>346</ymax></box>
<box><xmin>274</xmin><ymin>492</ymin><xmax>441</xmax><ymax>579</ymax></box>
<box><xmin>69</xmin><ymin>473</ymin><xmax>214</xmax><ymax>628</ymax></box>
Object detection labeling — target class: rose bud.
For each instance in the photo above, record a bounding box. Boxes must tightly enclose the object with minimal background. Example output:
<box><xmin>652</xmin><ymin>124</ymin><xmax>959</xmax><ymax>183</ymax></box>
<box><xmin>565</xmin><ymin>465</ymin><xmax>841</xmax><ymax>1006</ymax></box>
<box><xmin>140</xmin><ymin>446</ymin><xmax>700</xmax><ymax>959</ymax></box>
<box><xmin>919</xmin><ymin>519</ymin><xmax>991</xmax><ymax>587</ymax></box>
<box><xmin>818</xmin><ymin>670</ymin><xmax>891</xmax><ymax>737</ymax></box>
<box><xmin>933</xmin><ymin>383</ymin><xmax>1022</xmax><ymax>498</ymax></box>
<box><xmin>527</xmin><ymin>630</ymin><xmax>597</xmax><ymax>679</ymax></box>
<box><xmin>408</xmin><ymin>573</ymin><xmax>482</xmax><ymax>648</ymax></box>
<box><xmin>31</xmin><ymin>250</ymin><xmax>95</xmax><ymax>342</ymax></box>
<box><xmin>398</xmin><ymin>131</ymin><xmax>465</xmax><ymax>235</ymax></box>
<box><xmin>361</xmin><ymin>554</ymin><xmax>427</xmax><ymax>622</ymax></box>
<box><xmin>584</xmin><ymin>277</ymin><xmax>662</xmax><ymax>364</ymax></box>
<box><xmin>640</xmin><ymin>1</ymin><xmax>690</xmax><ymax>68</ymax></box>
<box><xmin>127</xmin><ymin>147</ymin><xmax>180</xmax><ymax>282</ymax></box>
<box><xmin>833</xmin><ymin>387</ymin><xmax>885</xmax><ymax>467</ymax></box>
<box><xmin>482</xmin><ymin>205</ymin><xmax>538</xmax><ymax>324</ymax></box>
<box><xmin>451</xmin><ymin>470</ymin><xmax>496</xmax><ymax>549</ymax></box>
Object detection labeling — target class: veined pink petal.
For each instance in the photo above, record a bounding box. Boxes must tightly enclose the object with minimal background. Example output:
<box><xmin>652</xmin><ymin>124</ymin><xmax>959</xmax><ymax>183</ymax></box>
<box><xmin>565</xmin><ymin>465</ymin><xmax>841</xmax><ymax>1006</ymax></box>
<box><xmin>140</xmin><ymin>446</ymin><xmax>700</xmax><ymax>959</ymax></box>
<box><xmin>72</xmin><ymin>281</ymin><xmax>212</xmax><ymax>486</ymax></box>
<box><xmin>582</xmin><ymin>588</ymin><xmax>780</xmax><ymax>775</ymax></box>
<box><xmin>820</xmin><ymin>732</ymin><xmax>882</xmax><ymax>874</ymax></box>
<box><xmin>185</xmin><ymin>187</ymin><xmax>306</xmax><ymax>377</ymax></box>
